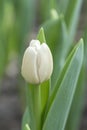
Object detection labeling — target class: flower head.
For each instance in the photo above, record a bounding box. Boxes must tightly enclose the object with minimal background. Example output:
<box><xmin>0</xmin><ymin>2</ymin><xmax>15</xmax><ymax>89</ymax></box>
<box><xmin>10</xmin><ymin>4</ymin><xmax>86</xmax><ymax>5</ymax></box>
<box><xmin>21</xmin><ymin>40</ymin><xmax>53</xmax><ymax>84</ymax></box>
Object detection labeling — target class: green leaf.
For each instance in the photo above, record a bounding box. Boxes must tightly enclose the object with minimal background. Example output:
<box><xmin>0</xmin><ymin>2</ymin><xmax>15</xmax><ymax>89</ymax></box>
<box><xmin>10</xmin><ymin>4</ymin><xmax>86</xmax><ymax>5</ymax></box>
<box><xmin>43</xmin><ymin>16</ymin><xmax>69</xmax><ymax>88</ymax></box>
<box><xmin>65</xmin><ymin>0</ymin><xmax>83</xmax><ymax>44</ymax></box>
<box><xmin>50</xmin><ymin>9</ymin><xmax>59</xmax><ymax>19</ymax></box>
<box><xmin>25</xmin><ymin>124</ymin><xmax>31</xmax><ymax>130</ymax></box>
<box><xmin>18</xmin><ymin>0</ymin><xmax>35</xmax><ymax>41</ymax></box>
<box><xmin>55</xmin><ymin>0</ymin><xmax>70</xmax><ymax>14</ymax></box>
<box><xmin>41</xmin><ymin>80</ymin><xmax>50</xmax><ymax>123</ymax></box>
<box><xmin>37</xmin><ymin>27</ymin><xmax>46</xmax><ymax>43</ymax></box>
<box><xmin>65</xmin><ymin>27</ymin><xmax>87</xmax><ymax>130</ymax></box>
<box><xmin>42</xmin><ymin>17</ymin><xmax>61</xmax><ymax>53</ymax></box>
<box><xmin>22</xmin><ymin>108</ymin><xmax>30</xmax><ymax>130</ymax></box>
<box><xmin>42</xmin><ymin>39</ymin><xmax>84</xmax><ymax>130</ymax></box>
<box><xmin>0</xmin><ymin>40</ymin><xmax>8</xmax><ymax>77</ymax></box>
<box><xmin>39</xmin><ymin>0</ymin><xmax>56</xmax><ymax>22</ymax></box>
<box><xmin>83</xmin><ymin>30</ymin><xmax>87</xmax><ymax>67</ymax></box>
<box><xmin>8</xmin><ymin>0</ymin><xmax>35</xmax><ymax>55</ymax></box>
<box><xmin>65</xmin><ymin>66</ymin><xmax>85</xmax><ymax>130</ymax></box>
<box><xmin>65</xmin><ymin>29</ymin><xmax>87</xmax><ymax>130</ymax></box>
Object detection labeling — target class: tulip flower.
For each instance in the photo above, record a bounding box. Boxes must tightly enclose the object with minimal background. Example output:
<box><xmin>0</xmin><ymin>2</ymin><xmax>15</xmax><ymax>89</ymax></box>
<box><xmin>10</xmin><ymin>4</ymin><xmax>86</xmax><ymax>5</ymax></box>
<box><xmin>21</xmin><ymin>40</ymin><xmax>53</xmax><ymax>84</ymax></box>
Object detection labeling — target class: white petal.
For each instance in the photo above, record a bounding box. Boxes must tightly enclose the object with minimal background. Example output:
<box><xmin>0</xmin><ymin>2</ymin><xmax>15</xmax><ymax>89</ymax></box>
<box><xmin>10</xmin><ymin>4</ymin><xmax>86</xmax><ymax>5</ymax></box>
<box><xmin>30</xmin><ymin>40</ymin><xmax>40</xmax><ymax>48</ymax></box>
<box><xmin>21</xmin><ymin>47</ymin><xmax>39</xmax><ymax>84</ymax></box>
<box><xmin>37</xmin><ymin>43</ymin><xmax>53</xmax><ymax>83</ymax></box>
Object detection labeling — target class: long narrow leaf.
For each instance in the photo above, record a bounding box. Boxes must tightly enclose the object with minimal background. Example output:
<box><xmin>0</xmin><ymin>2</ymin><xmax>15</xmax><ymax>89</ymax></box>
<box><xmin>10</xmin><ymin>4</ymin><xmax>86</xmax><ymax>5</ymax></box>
<box><xmin>56</xmin><ymin>0</ymin><xmax>70</xmax><ymax>14</ymax></box>
<box><xmin>22</xmin><ymin>108</ymin><xmax>30</xmax><ymax>130</ymax></box>
<box><xmin>43</xmin><ymin>16</ymin><xmax>69</xmax><ymax>88</ymax></box>
<box><xmin>65</xmin><ymin>67</ymin><xmax>85</xmax><ymax>130</ymax></box>
<box><xmin>42</xmin><ymin>40</ymin><xmax>84</xmax><ymax>130</ymax></box>
<box><xmin>65</xmin><ymin>0</ymin><xmax>83</xmax><ymax>44</ymax></box>
<box><xmin>65</xmin><ymin>29</ymin><xmax>87</xmax><ymax>130</ymax></box>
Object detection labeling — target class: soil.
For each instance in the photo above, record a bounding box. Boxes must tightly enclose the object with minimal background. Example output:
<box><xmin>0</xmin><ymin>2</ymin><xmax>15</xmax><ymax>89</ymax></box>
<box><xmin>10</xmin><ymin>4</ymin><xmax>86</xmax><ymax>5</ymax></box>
<box><xmin>0</xmin><ymin>75</ymin><xmax>22</xmax><ymax>130</ymax></box>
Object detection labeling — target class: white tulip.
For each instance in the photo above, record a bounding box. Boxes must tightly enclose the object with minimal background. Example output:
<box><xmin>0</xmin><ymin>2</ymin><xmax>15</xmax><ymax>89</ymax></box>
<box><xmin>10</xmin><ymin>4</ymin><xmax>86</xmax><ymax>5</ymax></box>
<box><xmin>21</xmin><ymin>40</ymin><xmax>53</xmax><ymax>84</ymax></box>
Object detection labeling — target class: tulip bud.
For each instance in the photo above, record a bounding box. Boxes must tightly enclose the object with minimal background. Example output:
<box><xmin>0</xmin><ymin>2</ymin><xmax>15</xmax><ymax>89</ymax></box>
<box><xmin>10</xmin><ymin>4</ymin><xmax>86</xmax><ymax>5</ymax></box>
<box><xmin>21</xmin><ymin>40</ymin><xmax>53</xmax><ymax>84</ymax></box>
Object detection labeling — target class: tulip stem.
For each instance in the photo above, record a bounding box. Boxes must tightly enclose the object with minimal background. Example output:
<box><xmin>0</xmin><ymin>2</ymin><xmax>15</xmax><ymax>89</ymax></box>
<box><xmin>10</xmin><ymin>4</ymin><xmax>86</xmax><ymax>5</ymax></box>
<box><xmin>26</xmin><ymin>84</ymin><xmax>41</xmax><ymax>130</ymax></box>
<box><xmin>33</xmin><ymin>85</ymin><xmax>41</xmax><ymax>130</ymax></box>
<box><xmin>26</xmin><ymin>84</ymin><xmax>35</xmax><ymax>130</ymax></box>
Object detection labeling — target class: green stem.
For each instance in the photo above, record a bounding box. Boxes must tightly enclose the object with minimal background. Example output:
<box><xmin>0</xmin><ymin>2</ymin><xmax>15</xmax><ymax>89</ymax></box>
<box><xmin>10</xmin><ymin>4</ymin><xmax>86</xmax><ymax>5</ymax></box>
<box><xmin>33</xmin><ymin>85</ymin><xmax>41</xmax><ymax>130</ymax></box>
<box><xmin>26</xmin><ymin>84</ymin><xmax>41</xmax><ymax>130</ymax></box>
<box><xmin>26</xmin><ymin>84</ymin><xmax>35</xmax><ymax>130</ymax></box>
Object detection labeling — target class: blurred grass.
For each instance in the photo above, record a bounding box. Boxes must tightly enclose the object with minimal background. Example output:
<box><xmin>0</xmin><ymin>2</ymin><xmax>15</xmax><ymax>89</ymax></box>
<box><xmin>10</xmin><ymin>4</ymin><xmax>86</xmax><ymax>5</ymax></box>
<box><xmin>0</xmin><ymin>0</ymin><xmax>36</xmax><ymax>78</ymax></box>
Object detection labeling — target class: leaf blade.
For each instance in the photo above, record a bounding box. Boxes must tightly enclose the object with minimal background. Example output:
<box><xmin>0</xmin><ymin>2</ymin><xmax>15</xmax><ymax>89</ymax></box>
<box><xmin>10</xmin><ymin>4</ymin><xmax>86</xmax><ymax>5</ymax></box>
<box><xmin>42</xmin><ymin>40</ymin><xmax>84</xmax><ymax>130</ymax></box>
<box><xmin>22</xmin><ymin>108</ymin><xmax>30</xmax><ymax>130</ymax></box>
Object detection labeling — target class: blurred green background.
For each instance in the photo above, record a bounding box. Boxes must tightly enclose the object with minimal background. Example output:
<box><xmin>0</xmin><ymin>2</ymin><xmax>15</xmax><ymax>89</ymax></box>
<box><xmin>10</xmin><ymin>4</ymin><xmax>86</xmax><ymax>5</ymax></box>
<box><xmin>0</xmin><ymin>0</ymin><xmax>87</xmax><ymax>130</ymax></box>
